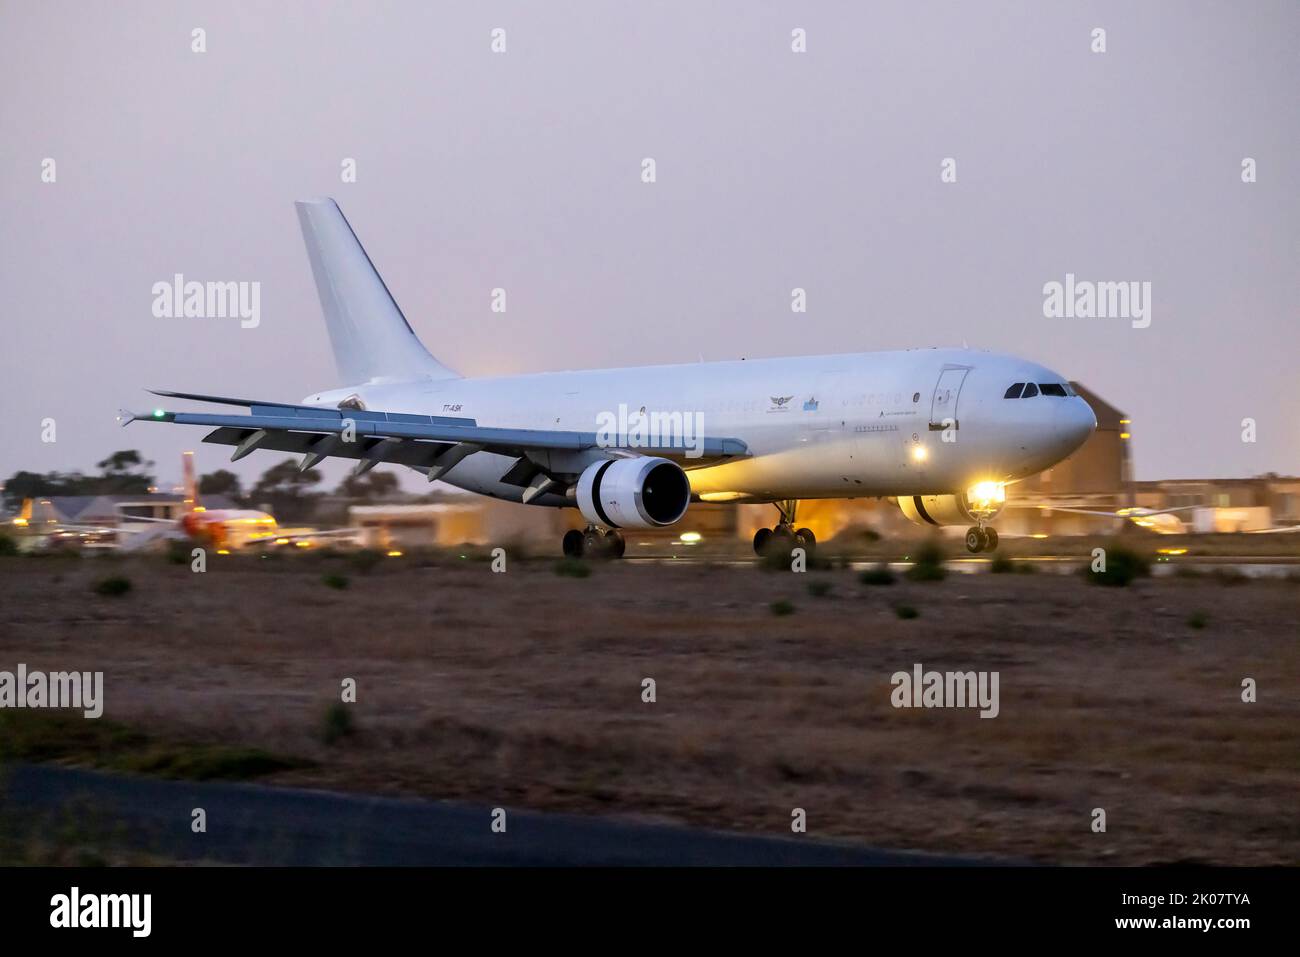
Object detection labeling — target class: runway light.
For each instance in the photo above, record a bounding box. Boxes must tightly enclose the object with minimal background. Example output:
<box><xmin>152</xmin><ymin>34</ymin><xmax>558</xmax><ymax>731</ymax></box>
<box><xmin>1157</xmin><ymin>547</ymin><xmax>1188</xmax><ymax>556</ymax></box>
<box><xmin>679</xmin><ymin>531</ymin><xmax>702</xmax><ymax>543</ymax></box>
<box><xmin>295</xmin><ymin>540</ymin><xmax>311</xmax><ymax>548</ymax></box>
<box><xmin>12</xmin><ymin>518</ymin><xmax>27</xmax><ymax>527</ymax></box>
<box><xmin>216</xmin><ymin>549</ymin><xmax>230</xmax><ymax>555</ymax></box>
<box><xmin>1120</xmin><ymin>432</ymin><xmax>1131</xmax><ymax>440</ymax></box>
<box><xmin>387</xmin><ymin>550</ymin><xmax>403</xmax><ymax>557</ymax></box>
<box><xmin>274</xmin><ymin>537</ymin><xmax>290</xmax><ymax>545</ymax></box>
<box><xmin>1031</xmin><ymin>533</ymin><xmax>1048</xmax><ymax>539</ymax></box>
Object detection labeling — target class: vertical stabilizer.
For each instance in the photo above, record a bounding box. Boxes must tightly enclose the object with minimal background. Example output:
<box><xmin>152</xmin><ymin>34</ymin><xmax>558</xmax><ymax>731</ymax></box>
<box><xmin>295</xmin><ymin>198</ymin><xmax>459</xmax><ymax>385</ymax></box>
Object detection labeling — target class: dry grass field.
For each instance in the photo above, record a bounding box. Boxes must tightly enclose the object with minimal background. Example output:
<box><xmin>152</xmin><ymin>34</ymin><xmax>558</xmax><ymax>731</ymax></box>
<box><xmin>1</xmin><ymin>549</ymin><xmax>1297</xmax><ymax>864</ymax></box>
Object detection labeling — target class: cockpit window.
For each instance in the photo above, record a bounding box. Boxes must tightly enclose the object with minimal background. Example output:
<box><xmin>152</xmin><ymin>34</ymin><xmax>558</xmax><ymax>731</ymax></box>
<box><xmin>1004</xmin><ymin>383</ymin><xmax>1025</xmax><ymax>399</ymax></box>
<box><xmin>1022</xmin><ymin>383</ymin><xmax>1039</xmax><ymax>398</ymax></box>
<box><xmin>1038</xmin><ymin>383</ymin><xmax>1067</xmax><ymax>397</ymax></box>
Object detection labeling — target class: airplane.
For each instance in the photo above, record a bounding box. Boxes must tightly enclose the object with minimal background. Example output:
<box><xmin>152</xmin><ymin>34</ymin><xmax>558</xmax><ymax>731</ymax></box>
<box><xmin>1006</xmin><ymin>502</ymin><xmax>1300</xmax><ymax>536</ymax></box>
<box><xmin>1005</xmin><ymin>503</ymin><xmax>1203</xmax><ymax>535</ymax></box>
<box><xmin>120</xmin><ymin>452</ymin><xmax>357</xmax><ymax>551</ymax></box>
<box><xmin>122</xmin><ymin>198</ymin><xmax>1097</xmax><ymax>557</ymax></box>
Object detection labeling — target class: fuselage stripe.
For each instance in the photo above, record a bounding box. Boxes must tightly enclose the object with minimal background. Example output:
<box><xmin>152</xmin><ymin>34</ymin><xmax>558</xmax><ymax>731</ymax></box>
<box><xmin>590</xmin><ymin>460</ymin><xmax>619</xmax><ymax>528</ymax></box>
<box><xmin>913</xmin><ymin>495</ymin><xmax>939</xmax><ymax>525</ymax></box>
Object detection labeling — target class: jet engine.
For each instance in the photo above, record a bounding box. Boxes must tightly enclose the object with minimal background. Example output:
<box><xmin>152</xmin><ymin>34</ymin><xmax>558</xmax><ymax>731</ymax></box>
<box><xmin>897</xmin><ymin>483</ymin><xmax>1006</xmax><ymax>527</ymax></box>
<box><xmin>576</xmin><ymin>457</ymin><xmax>690</xmax><ymax>529</ymax></box>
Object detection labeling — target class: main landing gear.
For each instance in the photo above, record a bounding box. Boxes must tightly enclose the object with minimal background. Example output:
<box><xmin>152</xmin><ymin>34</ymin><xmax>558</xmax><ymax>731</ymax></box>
<box><xmin>965</xmin><ymin>525</ymin><xmax>999</xmax><ymax>553</ymax></box>
<box><xmin>562</xmin><ymin>525</ymin><xmax>626</xmax><ymax>559</ymax></box>
<box><xmin>752</xmin><ymin>499</ymin><xmax>817</xmax><ymax>557</ymax></box>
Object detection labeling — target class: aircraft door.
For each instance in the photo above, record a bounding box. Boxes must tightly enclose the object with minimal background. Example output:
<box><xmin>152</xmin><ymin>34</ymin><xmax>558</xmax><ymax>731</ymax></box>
<box><xmin>928</xmin><ymin>367</ymin><xmax>969</xmax><ymax>431</ymax></box>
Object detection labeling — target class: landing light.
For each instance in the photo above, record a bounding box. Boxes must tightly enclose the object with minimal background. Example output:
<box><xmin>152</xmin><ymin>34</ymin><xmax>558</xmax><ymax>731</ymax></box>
<box><xmin>967</xmin><ymin>481</ymin><xmax>1006</xmax><ymax>507</ymax></box>
<box><xmin>911</xmin><ymin>446</ymin><xmax>928</xmax><ymax>463</ymax></box>
<box><xmin>153</xmin><ymin>409</ymin><xmax>165</xmax><ymax>418</ymax></box>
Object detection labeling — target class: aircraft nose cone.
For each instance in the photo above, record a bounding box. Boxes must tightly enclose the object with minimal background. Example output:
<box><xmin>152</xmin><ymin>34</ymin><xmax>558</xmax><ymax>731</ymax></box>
<box><xmin>1059</xmin><ymin>398</ymin><xmax>1097</xmax><ymax>453</ymax></box>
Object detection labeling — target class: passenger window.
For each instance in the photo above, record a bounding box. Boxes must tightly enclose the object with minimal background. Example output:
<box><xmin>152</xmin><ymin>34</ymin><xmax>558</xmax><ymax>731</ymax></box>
<box><xmin>1004</xmin><ymin>383</ymin><xmax>1024</xmax><ymax>399</ymax></box>
<box><xmin>1022</xmin><ymin>383</ymin><xmax>1039</xmax><ymax>398</ymax></box>
<box><xmin>1039</xmin><ymin>383</ymin><xmax>1067</xmax><ymax>397</ymax></box>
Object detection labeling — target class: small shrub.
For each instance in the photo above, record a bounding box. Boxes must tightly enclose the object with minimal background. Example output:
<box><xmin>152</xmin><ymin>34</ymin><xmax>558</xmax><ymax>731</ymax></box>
<box><xmin>1187</xmin><ymin>610</ymin><xmax>1209</xmax><ymax>629</ymax></box>
<box><xmin>321</xmin><ymin>702</ymin><xmax>355</xmax><ymax>746</ymax></box>
<box><xmin>322</xmin><ymin>573</ymin><xmax>350</xmax><ymax>590</ymax></box>
<box><xmin>0</xmin><ymin>533</ymin><xmax>19</xmax><ymax>557</ymax></box>
<box><xmin>92</xmin><ymin>575</ymin><xmax>131</xmax><ymax>597</ymax></box>
<box><xmin>1082</xmin><ymin>544</ymin><xmax>1150</xmax><ymax>587</ymax></box>
<box><xmin>1210</xmin><ymin>567</ymin><xmax>1249</xmax><ymax>586</ymax></box>
<box><xmin>349</xmin><ymin>549</ymin><xmax>384</xmax><ymax>573</ymax></box>
<box><xmin>989</xmin><ymin>553</ymin><xmax>1015</xmax><ymax>574</ymax></box>
<box><xmin>806</xmin><ymin>579</ymin><xmax>833</xmax><ymax>598</ymax></box>
<box><xmin>770</xmin><ymin>599</ymin><xmax>796</xmax><ymax>616</ymax></box>
<box><xmin>904</xmin><ymin>540</ymin><xmax>947</xmax><ymax>582</ymax></box>
<box><xmin>859</xmin><ymin>564</ymin><xmax>896</xmax><ymax>586</ymax></box>
<box><xmin>554</xmin><ymin>558</ymin><xmax>591</xmax><ymax>579</ymax></box>
<box><xmin>894</xmin><ymin>604</ymin><xmax>919</xmax><ymax>620</ymax></box>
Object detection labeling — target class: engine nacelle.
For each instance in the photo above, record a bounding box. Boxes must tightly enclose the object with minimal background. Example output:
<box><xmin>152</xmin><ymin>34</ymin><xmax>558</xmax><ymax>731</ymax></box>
<box><xmin>576</xmin><ymin>457</ymin><xmax>690</xmax><ymax>529</ymax></box>
<box><xmin>897</xmin><ymin>487</ymin><xmax>1005</xmax><ymax>527</ymax></box>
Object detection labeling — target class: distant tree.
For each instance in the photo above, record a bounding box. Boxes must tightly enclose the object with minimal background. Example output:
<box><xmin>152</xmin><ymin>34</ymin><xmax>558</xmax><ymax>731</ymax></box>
<box><xmin>249</xmin><ymin>459</ymin><xmax>323</xmax><ymax>523</ymax></box>
<box><xmin>198</xmin><ymin>469</ymin><xmax>244</xmax><ymax>503</ymax></box>
<box><xmin>335</xmin><ymin>470</ymin><xmax>400</xmax><ymax>501</ymax></box>
<box><xmin>93</xmin><ymin>449</ymin><xmax>155</xmax><ymax>495</ymax></box>
<box><xmin>2</xmin><ymin>449</ymin><xmax>155</xmax><ymax>506</ymax></box>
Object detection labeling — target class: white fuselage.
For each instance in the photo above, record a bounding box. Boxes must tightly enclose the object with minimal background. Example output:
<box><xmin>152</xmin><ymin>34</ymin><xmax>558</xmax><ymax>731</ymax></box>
<box><xmin>303</xmin><ymin>348</ymin><xmax>1096</xmax><ymax>507</ymax></box>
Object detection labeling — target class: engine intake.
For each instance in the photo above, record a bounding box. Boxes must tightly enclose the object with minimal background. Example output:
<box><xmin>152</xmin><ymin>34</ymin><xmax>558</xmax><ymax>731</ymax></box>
<box><xmin>576</xmin><ymin>457</ymin><xmax>690</xmax><ymax>529</ymax></box>
<box><xmin>898</xmin><ymin>490</ymin><xmax>1005</xmax><ymax>527</ymax></box>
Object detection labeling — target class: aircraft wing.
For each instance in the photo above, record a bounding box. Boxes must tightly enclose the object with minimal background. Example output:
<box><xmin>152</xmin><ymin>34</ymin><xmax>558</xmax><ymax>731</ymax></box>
<box><xmin>121</xmin><ymin>390</ymin><xmax>749</xmax><ymax>480</ymax></box>
<box><xmin>246</xmin><ymin>528</ymin><xmax>361</xmax><ymax>546</ymax></box>
<box><xmin>1005</xmin><ymin>504</ymin><xmax>1202</xmax><ymax>518</ymax></box>
<box><xmin>1004</xmin><ymin>505</ymin><xmax>1127</xmax><ymax>518</ymax></box>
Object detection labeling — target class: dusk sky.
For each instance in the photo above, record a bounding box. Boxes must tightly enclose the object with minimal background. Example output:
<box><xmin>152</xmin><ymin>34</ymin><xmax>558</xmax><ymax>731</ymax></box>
<box><xmin>2</xmin><ymin>1</ymin><xmax>1296</xmax><ymax>491</ymax></box>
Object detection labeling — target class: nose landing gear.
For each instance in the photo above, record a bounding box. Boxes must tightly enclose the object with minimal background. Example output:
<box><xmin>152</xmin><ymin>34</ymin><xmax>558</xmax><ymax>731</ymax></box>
<box><xmin>752</xmin><ymin>500</ymin><xmax>817</xmax><ymax>558</ymax></box>
<box><xmin>562</xmin><ymin>525</ymin><xmax>626</xmax><ymax>559</ymax></box>
<box><xmin>965</xmin><ymin>525</ymin><xmax>999</xmax><ymax>553</ymax></box>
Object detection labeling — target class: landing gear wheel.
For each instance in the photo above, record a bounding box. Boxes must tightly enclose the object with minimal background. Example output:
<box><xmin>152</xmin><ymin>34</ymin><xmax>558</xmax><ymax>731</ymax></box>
<box><xmin>583</xmin><ymin>527</ymin><xmax>607</xmax><ymax>557</ymax></box>
<box><xmin>767</xmin><ymin>525</ymin><xmax>796</xmax><ymax>557</ymax></box>
<box><xmin>795</xmin><ymin>527</ymin><xmax>817</xmax><ymax>553</ymax></box>
<box><xmin>606</xmin><ymin>530</ymin><xmax>626</xmax><ymax>558</ymax></box>
<box><xmin>562</xmin><ymin>529</ymin><xmax>584</xmax><ymax>558</ymax></box>
<box><xmin>965</xmin><ymin>527</ymin><xmax>987</xmax><ymax>554</ymax></box>
<box><xmin>981</xmin><ymin>527</ymin><xmax>998</xmax><ymax>552</ymax></box>
<box><xmin>753</xmin><ymin>527</ymin><xmax>772</xmax><ymax>556</ymax></box>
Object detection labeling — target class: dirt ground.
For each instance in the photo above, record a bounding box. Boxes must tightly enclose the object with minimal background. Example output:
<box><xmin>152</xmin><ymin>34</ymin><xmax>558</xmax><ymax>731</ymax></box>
<box><xmin>0</xmin><ymin>551</ymin><xmax>1296</xmax><ymax>865</ymax></box>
